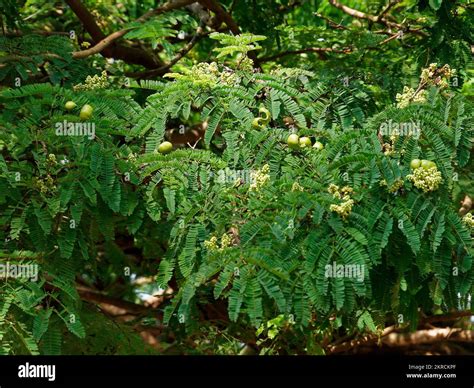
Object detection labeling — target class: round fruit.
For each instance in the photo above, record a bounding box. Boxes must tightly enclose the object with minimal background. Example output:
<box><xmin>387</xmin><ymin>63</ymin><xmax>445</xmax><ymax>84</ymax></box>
<box><xmin>252</xmin><ymin>117</ymin><xmax>266</xmax><ymax>129</ymax></box>
<box><xmin>158</xmin><ymin>141</ymin><xmax>173</xmax><ymax>154</ymax></box>
<box><xmin>79</xmin><ymin>104</ymin><xmax>93</xmax><ymax>120</ymax></box>
<box><xmin>410</xmin><ymin>159</ymin><xmax>421</xmax><ymax>169</ymax></box>
<box><xmin>421</xmin><ymin>160</ymin><xmax>435</xmax><ymax>170</ymax></box>
<box><xmin>287</xmin><ymin>134</ymin><xmax>300</xmax><ymax>149</ymax></box>
<box><xmin>313</xmin><ymin>141</ymin><xmax>324</xmax><ymax>151</ymax></box>
<box><xmin>299</xmin><ymin>136</ymin><xmax>312</xmax><ymax>148</ymax></box>
<box><xmin>258</xmin><ymin>107</ymin><xmax>271</xmax><ymax>124</ymax></box>
<box><xmin>65</xmin><ymin>101</ymin><xmax>77</xmax><ymax>111</ymax></box>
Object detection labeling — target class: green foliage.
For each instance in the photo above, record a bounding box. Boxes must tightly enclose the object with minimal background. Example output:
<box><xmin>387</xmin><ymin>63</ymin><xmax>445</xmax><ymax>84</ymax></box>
<box><xmin>0</xmin><ymin>0</ymin><xmax>472</xmax><ymax>355</ymax></box>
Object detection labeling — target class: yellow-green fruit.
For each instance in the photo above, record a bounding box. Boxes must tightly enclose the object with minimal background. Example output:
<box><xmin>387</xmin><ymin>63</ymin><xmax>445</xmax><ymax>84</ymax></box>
<box><xmin>313</xmin><ymin>141</ymin><xmax>324</xmax><ymax>151</ymax></box>
<box><xmin>252</xmin><ymin>117</ymin><xmax>266</xmax><ymax>129</ymax></box>
<box><xmin>158</xmin><ymin>141</ymin><xmax>173</xmax><ymax>154</ymax></box>
<box><xmin>410</xmin><ymin>159</ymin><xmax>421</xmax><ymax>169</ymax></box>
<box><xmin>258</xmin><ymin>107</ymin><xmax>271</xmax><ymax>124</ymax></box>
<box><xmin>299</xmin><ymin>136</ymin><xmax>312</xmax><ymax>148</ymax></box>
<box><xmin>287</xmin><ymin>134</ymin><xmax>300</xmax><ymax>149</ymax></box>
<box><xmin>79</xmin><ymin>104</ymin><xmax>93</xmax><ymax>120</ymax></box>
<box><xmin>421</xmin><ymin>159</ymin><xmax>435</xmax><ymax>169</ymax></box>
<box><xmin>65</xmin><ymin>101</ymin><xmax>77</xmax><ymax>111</ymax></box>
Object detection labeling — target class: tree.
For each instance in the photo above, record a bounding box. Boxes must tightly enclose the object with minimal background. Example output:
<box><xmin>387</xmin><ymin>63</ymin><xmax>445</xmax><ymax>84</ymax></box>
<box><xmin>0</xmin><ymin>0</ymin><xmax>472</xmax><ymax>355</ymax></box>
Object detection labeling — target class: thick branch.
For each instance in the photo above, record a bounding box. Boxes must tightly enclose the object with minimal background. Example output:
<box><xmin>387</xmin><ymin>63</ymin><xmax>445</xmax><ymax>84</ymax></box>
<box><xmin>198</xmin><ymin>0</ymin><xmax>240</xmax><ymax>34</ymax></box>
<box><xmin>67</xmin><ymin>0</ymin><xmax>194</xmax><ymax>68</ymax></box>
<box><xmin>384</xmin><ymin>328</ymin><xmax>474</xmax><ymax>347</ymax></box>
<box><xmin>198</xmin><ymin>0</ymin><xmax>258</xmax><ymax>64</ymax></box>
<box><xmin>459</xmin><ymin>195</ymin><xmax>472</xmax><ymax>216</ymax></box>
<box><xmin>77</xmin><ymin>287</ymin><xmax>161</xmax><ymax>318</ymax></box>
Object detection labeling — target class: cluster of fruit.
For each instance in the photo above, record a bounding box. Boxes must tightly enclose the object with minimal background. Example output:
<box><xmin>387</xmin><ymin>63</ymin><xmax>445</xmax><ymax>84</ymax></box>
<box><xmin>286</xmin><ymin>134</ymin><xmax>324</xmax><ymax>151</ymax></box>
<box><xmin>204</xmin><ymin>233</ymin><xmax>232</xmax><ymax>251</ymax></box>
<box><xmin>64</xmin><ymin>100</ymin><xmax>94</xmax><ymax>120</ymax></box>
<box><xmin>328</xmin><ymin>184</ymin><xmax>354</xmax><ymax>219</ymax></box>
<box><xmin>406</xmin><ymin>159</ymin><xmax>443</xmax><ymax>192</ymax></box>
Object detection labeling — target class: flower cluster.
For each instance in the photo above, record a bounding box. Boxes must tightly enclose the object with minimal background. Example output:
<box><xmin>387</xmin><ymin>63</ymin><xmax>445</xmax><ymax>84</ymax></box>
<box><xmin>46</xmin><ymin>153</ymin><xmax>57</xmax><ymax>167</ymax></box>
<box><xmin>237</xmin><ymin>54</ymin><xmax>254</xmax><ymax>72</ymax></box>
<box><xmin>406</xmin><ymin>166</ymin><xmax>443</xmax><ymax>192</ymax></box>
<box><xmin>380</xmin><ymin>178</ymin><xmax>404</xmax><ymax>193</ymax></box>
<box><xmin>33</xmin><ymin>174</ymin><xmax>57</xmax><ymax>194</ymax></box>
<box><xmin>462</xmin><ymin>213</ymin><xmax>474</xmax><ymax>229</ymax></box>
<box><xmin>165</xmin><ymin>62</ymin><xmax>238</xmax><ymax>88</ymax></box>
<box><xmin>74</xmin><ymin>70</ymin><xmax>109</xmax><ymax>91</ymax></box>
<box><xmin>420</xmin><ymin>63</ymin><xmax>456</xmax><ymax>89</ymax></box>
<box><xmin>291</xmin><ymin>182</ymin><xmax>304</xmax><ymax>192</ymax></box>
<box><xmin>204</xmin><ymin>233</ymin><xmax>232</xmax><ymax>251</ymax></box>
<box><xmin>328</xmin><ymin>184</ymin><xmax>354</xmax><ymax>219</ymax></box>
<box><xmin>396</xmin><ymin>86</ymin><xmax>427</xmax><ymax>108</ymax></box>
<box><xmin>249</xmin><ymin>164</ymin><xmax>270</xmax><ymax>192</ymax></box>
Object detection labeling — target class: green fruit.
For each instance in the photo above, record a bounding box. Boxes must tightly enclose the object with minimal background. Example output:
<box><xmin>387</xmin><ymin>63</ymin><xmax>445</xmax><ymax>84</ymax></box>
<box><xmin>421</xmin><ymin>160</ymin><xmax>435</xmax><ymax>170</ymax></box>
<box><xmin>287</xmin><ymin>134</ymin><xmax>300</xmax><ymax>149</ymax></box>
<box><xmin>65</xmin><ymin>101</ymin><xmax>77</xmax><ymax>111</ymax></box>
<box><xmin>299</xmin><ymin>136</ymin><xmax>312</xmax><ymax>148</ymax></box>
<box><xmin>410</xmin><ymin>159</ymin><xmax>421</xmax><ymax>169</ymax></box>
<box><xmin>158</xmin><ymin>141</ymin><xmax>173</xmax><ymax>154</ymax></box>
<box><xmin>79</xmin><ymin>104</ymin><xmax>93</xmax><ymax>120</ymax></box>
<box><xmin>313</xmin><ymin>141</ymin><xmax>324</xmax><ymax>151</ymax></box>
<box><xmin>252</xmin><ymin>117</ymin><xmax>266</xmax><ymax>129</ymax></box>
<box><xmin>258</xmin><ymin>107</ymin><xmax>271</xmax><ymax>124</ymax></box>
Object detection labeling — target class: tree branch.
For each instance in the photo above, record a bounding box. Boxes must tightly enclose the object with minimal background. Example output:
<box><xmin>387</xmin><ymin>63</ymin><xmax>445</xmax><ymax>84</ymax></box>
<box><xmin>67</xmin><ymin>0</ymin><xmax>195</xmax><ymax>67</ymax></box>
<box><xmin>423</xmin><ymin>311</ymin><xmax>473</xmax><ymax>324</ymax></box>
<box><xmin>328</xmin><ymin>0</ymin><xmax>427</xmax><ymax>37</ymax></box>
<box><xmin>126</xmin><ymin>24</ymin><xmax>207</xmax><ymax>79</ymax></box>
<box><xmin>197</xmin><ymin>0</ymin><xmax>258</xmax><ymax>64</ymax></box>
<box><xmin>77</xmin><ymin>286</ymin><xmax>162</xmax><ymax>318</ymax></box>
<box><xmin>327</xmin><ymin>325</ymin><xmax>397</xmax><ymax>354</ymax></box>
<box><xmin>384</xmin><ymin>328</ymin><xmax>474</xmax><ymax>347</ymax></box>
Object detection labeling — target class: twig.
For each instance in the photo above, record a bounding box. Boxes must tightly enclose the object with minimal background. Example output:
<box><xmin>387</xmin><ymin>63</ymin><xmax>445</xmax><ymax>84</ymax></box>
<box><xmin>259</xmin><ymin>46</ymin><xmax>352</xmax><ymax>63</ymax></box>
<box><xmin>314</xmin><ymin>12</ymin><xmax>348</xmax><ymax>30</ymax></box>
<box><xmin>376</xmin><ymin>0</ymin><xmax>401</xmax><ymax>22</ymax></box>
<box><xmin>328</xmin><ymin>0</ymin><xmax>427</xmax><ymax>37</ymax></box>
